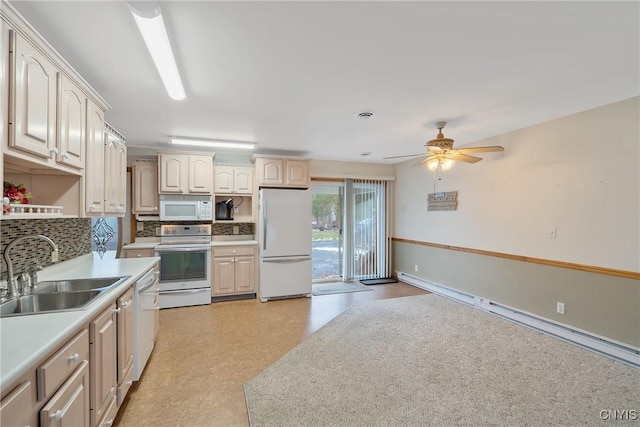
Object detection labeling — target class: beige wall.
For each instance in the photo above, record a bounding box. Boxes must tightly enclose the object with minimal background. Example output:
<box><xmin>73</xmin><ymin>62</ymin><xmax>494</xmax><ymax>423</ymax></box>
<box><xmin>311</xmin><ymin>159</ymin><xmax>394</xmax><ymax>180</ymax></box>
<box><xmin>392</xmin><ymin>97</ymin><xmax>640</xmax><ymax>347</ymax></box>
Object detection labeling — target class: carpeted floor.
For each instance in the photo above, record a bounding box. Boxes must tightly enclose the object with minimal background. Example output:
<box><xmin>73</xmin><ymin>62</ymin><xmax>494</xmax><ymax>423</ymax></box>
<box><xmin>312</xmin><ymin>281</ymin><xmax>373</xmax><ymax>296</ymax></box>
<box><xmin>244</xmin><ymin>294</ymin><xmax>640</xmax><ymax>426</ymax></box>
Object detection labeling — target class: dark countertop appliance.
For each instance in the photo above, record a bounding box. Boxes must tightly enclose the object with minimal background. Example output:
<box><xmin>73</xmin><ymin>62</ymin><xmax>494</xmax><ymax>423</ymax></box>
<box><xmin>216</xmin><ymin>198</ymin><xmax>234</xmax><ymax>220</ymax></box>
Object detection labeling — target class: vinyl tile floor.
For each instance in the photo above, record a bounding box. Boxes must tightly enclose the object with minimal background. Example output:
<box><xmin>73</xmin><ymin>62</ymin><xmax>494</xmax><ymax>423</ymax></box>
<box><xmin>114</xmin><ymin>282</ymin><xmax>427</xmax><ymax>427</ymax></box>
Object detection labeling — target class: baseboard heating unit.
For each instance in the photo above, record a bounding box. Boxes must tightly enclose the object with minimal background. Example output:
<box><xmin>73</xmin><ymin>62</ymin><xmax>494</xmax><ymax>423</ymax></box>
<box><xmin>397</xmin><ymin>271</ymin><xmax>640</xmax><ymax>368</ymax></box>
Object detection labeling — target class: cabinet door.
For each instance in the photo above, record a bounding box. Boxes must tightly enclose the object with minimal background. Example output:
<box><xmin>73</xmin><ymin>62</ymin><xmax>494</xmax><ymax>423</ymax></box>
<box><xmin>159</xmin><ymin>154</ymin><xmax>187</xmax><ymax>193</ymax></box>
<box><xmin>285</xmin><ymin>160</ymin><xmax>310</xmax><ymax>187</ymax></box>
<box><xmin>235</xmin><ymin>256</ymin><xmax>256</xmax><ymax>293</ymax></box>
<box><xmin>188</xmin><ymin>155</ymin><xmax>212</xmax><ymax>194</ymax></box>
<box><xmin>90</xmin><ymin>305</ymin><xmax>117</xmax><ymax>427</ymax></box>
<box><xmin>105</xmin><ymin>138</ymin><xmax>127</xmax><ymax>215</ymax></box>
<box><xmin>214</xmin><ymin>166</ymin><xmax>234</xmax><ymax>193</ymax></box>
<box><xmin>11</xmin><ymin>31</ymin><xmax>57</xmax><ymax>159</ymax></box>
<box><xmin>234</xmin><ymin>168</ymin><xmax>253</xmax><ymax>194</ymax></box>
<box><xmin>212</xmin><ymin>257</ymin><xmax>235</xmax><ymax>295</ymax></box>
<box><xmin>40</xmin><ymin>361</ymin><xmax>90</xmax><ymax>427</ymax></box>
<box><xmin>257</xmin><ymin>158</ymin><xmax>283</xmax><ymax>186</ymax></box>
<box><xmin>85</xmin><ymin>100</ymin><xmax>105</xmax><ymax>214</ymax></box>
<box><xmin>1</xmin><ymin>381</ymin><xmax>35</xmax><ymax>427</ymax></box>
<box><xmin>57</xmin><ymin>74</ymin><xmax>85</xmax><ymax>169</ymax></box>
<box><xmin>117</xmin><ymin>288</ymin><xmax>134</xmax><ymax>385</ymax></box>
<box><xmin>133</xmin><ymin>161</ymin><xmax>158</xmax><ymax>213</ymax></box>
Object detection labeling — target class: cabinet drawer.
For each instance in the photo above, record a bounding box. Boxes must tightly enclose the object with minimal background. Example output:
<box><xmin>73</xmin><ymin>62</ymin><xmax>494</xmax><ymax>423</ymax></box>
<box><xmin>124</xmin><ymin>248</ymin><xmax>155</xmax><ymax>258</ymax></box>
<box><xmin>37</xmin><ymin>329</ymin><xmax>89</xmax><ymax>401</ymax></box>
<box><xmin>116</xmin><ymin>363</ymin><xmax>134</xmax><ymax>407</ymax></box>
<box><xmin>0</xmin><ymin>381</ymin><xmax>34</xmax><ymax>427</ymax></box>
<box><xmin>213</xmin><ymin>246</ymin><xmax>255</xmax><ymax>257</ymax></box>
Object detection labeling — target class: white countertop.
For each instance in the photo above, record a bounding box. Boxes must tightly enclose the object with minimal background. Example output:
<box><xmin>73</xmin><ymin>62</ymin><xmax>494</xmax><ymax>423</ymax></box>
<box><xmin>0</xmin><ymin>253</ymin><xmax>159</xmax><ymax>394</ymax></box>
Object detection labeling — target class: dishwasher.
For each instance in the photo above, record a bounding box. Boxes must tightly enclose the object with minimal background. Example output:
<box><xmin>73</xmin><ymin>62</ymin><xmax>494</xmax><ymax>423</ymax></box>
<box><xmin>133</xmin><ymin>267</ymin><xmax>158</xmax><ymax>381</ymax></box>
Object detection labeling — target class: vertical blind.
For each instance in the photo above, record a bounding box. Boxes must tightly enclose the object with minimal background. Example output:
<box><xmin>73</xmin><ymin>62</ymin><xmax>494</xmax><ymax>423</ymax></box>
<box><xmin>347</xmin><ymin>179</ymin><xmax>387</xmax><ymax>280</ymax></box>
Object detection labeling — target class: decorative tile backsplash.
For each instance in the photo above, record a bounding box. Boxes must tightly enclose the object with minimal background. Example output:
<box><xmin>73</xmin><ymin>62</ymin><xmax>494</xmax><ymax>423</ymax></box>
<box><xmin>1</xmin><ymin>218</ymin><xmax>92</xmax><ymax>281</ymax></box>
<box><xmin>135</xmin><ymin>220</ymin><xmax>254</xmax><ymax>238</ymax></box>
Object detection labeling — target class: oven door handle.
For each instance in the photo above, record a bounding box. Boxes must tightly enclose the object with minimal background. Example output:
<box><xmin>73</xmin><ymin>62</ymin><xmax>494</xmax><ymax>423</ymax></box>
<box><xmin>154</xmin><ymin>246</ymin><xmax>211</xmax><ymax>253</ymax></box>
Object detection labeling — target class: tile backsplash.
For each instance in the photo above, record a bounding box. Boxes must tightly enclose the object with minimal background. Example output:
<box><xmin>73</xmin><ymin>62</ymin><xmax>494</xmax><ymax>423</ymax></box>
<box><xmin>1</xmin><ymin>218</ymin><xmax>92</xmax><ymax>281</ymax></box>
<box><xmin>135</xmin><ymin>220</ymin><xmax>254</xmax><ymax>238</ymax></box>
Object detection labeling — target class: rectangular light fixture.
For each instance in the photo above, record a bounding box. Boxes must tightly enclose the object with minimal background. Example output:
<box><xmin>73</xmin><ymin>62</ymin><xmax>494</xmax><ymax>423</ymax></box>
<box><xmin>171</xmin><ymin>138</ymin><xmax>256</xmax><ymax>150</ymax></box>
<box><xmin>131</xmin><ymin>7</ymin><xmax>186</xmax><ymax>100</ymax></box>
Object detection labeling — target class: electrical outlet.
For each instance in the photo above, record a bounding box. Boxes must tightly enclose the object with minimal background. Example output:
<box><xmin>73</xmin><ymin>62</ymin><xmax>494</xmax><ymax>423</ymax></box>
<box><xmin>233</xmin><ymin>226</ymin><xmax>240</xmax><ymax>235</ymax></box>
<box><xmin>137</xmin><ymin>222</ymin><xmax>144</xmax><ymax>232</ymax></box>
<box><xmin>414</xmin><ymin>264</ymin><xmax>418</xmax><ymax>272</ymax></box>
<box><xmin>556</xmin><ymin>302</ymin><xmax>565</xmax><ymax>315</ymax></box>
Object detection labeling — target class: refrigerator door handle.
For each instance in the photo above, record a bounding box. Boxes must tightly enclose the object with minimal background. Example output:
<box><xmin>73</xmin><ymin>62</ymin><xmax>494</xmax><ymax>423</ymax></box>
<box><xmin>262</xmin><ymin>197</ymin><xmax>267</xmax><ymax>250</ymax></box>
<box><xmin>262</xmin><ymin>256</ymin><xmax>311</xmax><ymax>263</ymax></box>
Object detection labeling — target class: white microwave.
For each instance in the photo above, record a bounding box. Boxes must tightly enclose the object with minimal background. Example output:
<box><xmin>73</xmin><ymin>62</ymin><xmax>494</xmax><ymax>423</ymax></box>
<box><xmin>159</xmin><ymin>195</ymin><xmax>213</xmax><ymax>221</ymax></box>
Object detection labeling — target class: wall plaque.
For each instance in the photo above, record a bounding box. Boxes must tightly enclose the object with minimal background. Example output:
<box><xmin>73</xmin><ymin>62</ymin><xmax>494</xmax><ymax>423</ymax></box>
<box><xmin>428</xmin><ymin>191</ymin><xmax>458</xmax><ymax>211</ymax></box>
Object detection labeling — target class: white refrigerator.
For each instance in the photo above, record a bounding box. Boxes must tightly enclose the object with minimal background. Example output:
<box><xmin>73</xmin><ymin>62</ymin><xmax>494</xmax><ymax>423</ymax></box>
<box><xmin>258</xmin><ymin>188</ymin><xmax>312</xmax><ymax>301</ymax></box>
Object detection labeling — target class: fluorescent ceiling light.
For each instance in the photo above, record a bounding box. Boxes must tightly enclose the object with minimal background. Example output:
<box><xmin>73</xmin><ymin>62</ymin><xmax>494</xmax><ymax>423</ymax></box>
<box><xmin>131</xmin><ymin>6</ymin><xmax>186</xmax><ymax>100</ymax></box>
<box><xmin>171</xmin><ymin>138</ymin><xmax>256</xmax><ymax>150</ymax></box>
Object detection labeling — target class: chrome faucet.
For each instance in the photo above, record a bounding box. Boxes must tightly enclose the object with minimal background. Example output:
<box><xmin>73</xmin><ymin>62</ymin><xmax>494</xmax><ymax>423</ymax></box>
<box><xmin>3</xmin><ymin>235</ymin><xmax>59</xmax><ymax>299</ymax></box>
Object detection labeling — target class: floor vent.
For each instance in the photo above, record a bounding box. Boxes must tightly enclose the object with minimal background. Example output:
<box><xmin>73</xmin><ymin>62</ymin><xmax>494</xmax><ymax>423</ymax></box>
<box><xmin>397</xmin><ymin>271</ymin><xmax>640</xmax><ymax>368</ymax></box>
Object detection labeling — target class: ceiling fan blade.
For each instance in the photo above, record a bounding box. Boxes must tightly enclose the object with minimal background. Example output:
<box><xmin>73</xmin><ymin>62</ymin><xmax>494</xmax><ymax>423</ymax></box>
<box><xmin>455</xmin><ymin>145</ymin><xmax>504</xmax><ymax>154</ymax></box>
<box><xmin>383</xmin><ymin>153</ymin><xmax>425</xmax><ymax>160</ymax></box>
<box><xmin>413</xmin><ymin>155</ymin><xmax>436</xmax><ymax>167</ymax></box>
<box><xmin>427</xmin><ymin>146</ymin><xmax>443</xmax><ymax>153</ymax></box>
<box><xmin>447</xmin><ymin>153</ymin><xmax>483</xmax><ymax>163</ymax></box>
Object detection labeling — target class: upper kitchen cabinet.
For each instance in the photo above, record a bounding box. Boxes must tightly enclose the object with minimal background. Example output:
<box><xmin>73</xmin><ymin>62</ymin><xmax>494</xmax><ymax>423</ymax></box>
<box><xmin>84</xmin><ymin>122</ymin><xmax>127</xmax><ymax>217</ymax></box>
<box><xmin>254</xmin><ymin>157</ymin><xmax>310</xmax><ymax>188</ymax></box>
<box><xmin>2</xmin><ymin>3</ymin><xmax>110</xmax><ymax>219</ymax></box>
<box><xmin>158</xmin><ymin>153</ymin><xmax>213</xmax><ymax>194</ymax></box>
<box><xmin>132</xmin><ymin>159</ymin><xmax>158</xmax><ymax>214</ymax></box>
<box><xmin>9</xmin><ymin>30</ymin><xmax>58</xmax><ymax>164</ymax></box>
<box><xmin>104</xmin><ymin>126</ymin><xmax>127</xmax><ymax>215</ymax></box>
<box><xmin>84</xmin><ymin>100</ymin><xmax>105</xmax><ymax>214</ymax></box>
<box><xmin>214</xmin><ymin>165</ymin><xmax>253</xmax><ymax>195</ymax></box>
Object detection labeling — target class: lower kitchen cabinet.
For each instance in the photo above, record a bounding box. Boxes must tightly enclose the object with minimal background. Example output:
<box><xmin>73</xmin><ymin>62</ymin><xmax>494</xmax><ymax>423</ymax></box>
<box><xmin>0</xmin><ymin>380</ymin><xmax>36</xmax><ymax>426</ymax></box>
<box><xmin>39</xmin><ymin>361</ymin><xmax>90</xmax><ymax>427</ymax></box>
<box><xmin>90</xmin><ymin>304</ymin><xmax>117</xmax><ymax>427</ymax></box>
<box><xmin>212</xmin><ymin>246</ymin><xmax>257</xmax><ymax>297</ymax></box>
<box><xmin>116</xmin><ymin>287</ymin><xmax>134</xmax><ymax>407</ymax></box>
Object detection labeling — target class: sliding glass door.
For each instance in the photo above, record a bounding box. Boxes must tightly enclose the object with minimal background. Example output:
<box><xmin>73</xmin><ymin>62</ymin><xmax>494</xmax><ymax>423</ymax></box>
<box><xmin>311</xmin><ymin>183</ymin><xmax>344</xmax><ymax>281</ymax></box>
<box><xmin>312</xmin><ymin>179</ymin><xmax>387</xmax><ymax>282</ymax></box>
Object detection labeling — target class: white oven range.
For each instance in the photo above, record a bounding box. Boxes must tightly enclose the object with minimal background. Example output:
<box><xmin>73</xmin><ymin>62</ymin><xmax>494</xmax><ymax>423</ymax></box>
<box><xmin>154</xmin><ymin>224</ymin><xmax>211</xmax><ymax>309</ymax></box>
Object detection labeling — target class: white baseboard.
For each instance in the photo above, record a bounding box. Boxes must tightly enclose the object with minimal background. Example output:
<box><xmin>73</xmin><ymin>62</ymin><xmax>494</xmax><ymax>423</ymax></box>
<box><xmin>397</xmin><ymin>271</ymin><xmax>640</xmax><ymax>368</ymax></box>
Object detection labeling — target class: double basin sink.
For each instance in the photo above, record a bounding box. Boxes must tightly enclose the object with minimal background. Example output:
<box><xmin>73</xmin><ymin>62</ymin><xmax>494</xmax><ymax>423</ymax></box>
<box><xmin>0</xmin><ymin>276</ymin><xmax>129</xmax><ymax>317</ymax></box>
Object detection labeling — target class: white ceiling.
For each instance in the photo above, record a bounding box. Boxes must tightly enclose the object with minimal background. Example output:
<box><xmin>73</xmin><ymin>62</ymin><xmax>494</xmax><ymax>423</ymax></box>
<box><xmin>8</xmin><ymin>1</ymin><xmax>640</xmax><ymax>163</ymax></box>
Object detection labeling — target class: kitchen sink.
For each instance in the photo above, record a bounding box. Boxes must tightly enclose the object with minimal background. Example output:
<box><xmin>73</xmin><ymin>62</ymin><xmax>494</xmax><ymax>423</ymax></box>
<box><xmin>0</xmin><ymin>291</ymin><xmax>102</xmax><ymax>317</ymax></box>
<box><xmin>0</xmin><ymin>276</ymin><xmax>129</xmax><ymax>317</ymax></box>
<box><xmin>33</xmin><ymin>276</ymin><xmax>128</xmax><ymax>294</ymax></box>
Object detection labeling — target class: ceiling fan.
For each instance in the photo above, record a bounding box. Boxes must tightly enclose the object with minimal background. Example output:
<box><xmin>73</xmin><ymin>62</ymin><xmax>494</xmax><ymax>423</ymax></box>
<box><xmin>386</xmin><ymin>121</ymin><xmax>504</xmax><ymax>171</ymax></box>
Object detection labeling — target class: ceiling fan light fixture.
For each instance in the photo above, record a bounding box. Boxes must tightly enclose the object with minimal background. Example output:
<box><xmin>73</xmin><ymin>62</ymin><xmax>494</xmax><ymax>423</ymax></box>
<box><xmin>426</xmin><ymin>157</ymin><xmax>440</xmax><ymax>172</ymax></box>
<box><xmin>440</xmin><ymin>158</ymin><xmax>455</xmax><ymax>171</ymax></box>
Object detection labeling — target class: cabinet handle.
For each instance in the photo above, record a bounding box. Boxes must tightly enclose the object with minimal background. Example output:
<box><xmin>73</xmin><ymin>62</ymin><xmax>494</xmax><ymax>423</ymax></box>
<box><xmin>62</xmin><ymin>152</ymin><xmax>69</xmax><ymax>160</ymax></box>
<box><xmin>67</xmin><ymin>353</ymin><xmax>79</xmax><ymax>363</ymax></box>
<box><xmin>50</xmin><ymin>147</ymin><xmax>59</xmax><ymax>158</ymax></box>
<box><xmin>179</xmin><ymin>188</ymin><xmax>184</xmax><ymax>193</ymax></box>
<box><xmin>122</xmin><ymin>300</ymin><xmax>132</xmax><ymax>309</ymax></box>
<box><xmin>50</xmin><ymin>410</ymin><xmax>63</xmax><ymax>421</ymax></box>
<box><xmin>125</xmin><ymin>380</ymin><xmax>133</xmax><ymax>386</ymax></box>
<box><xmin>153</xmin><ymin>207</ymin><xmax>158</xmax><ymax>210</ymax></box>
<box><xmin>105</xmin><ymin>419</ymin><xmax>114</xmax><ymax>427</ymax></box>
<box><xmin>137</xmin><ymin>254</ymin><xmax>141</xmax><ymax>257</ymax></box>
<box><xmin>114</xmin><ymin>307</ymin><xmax>121</xmax><ymax>314</ymax></box>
